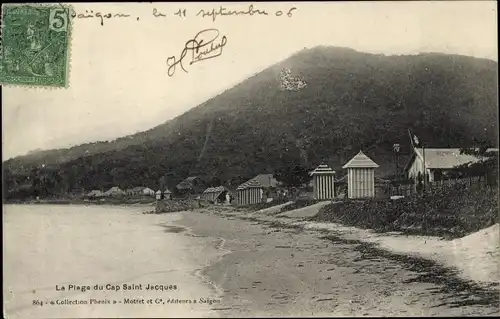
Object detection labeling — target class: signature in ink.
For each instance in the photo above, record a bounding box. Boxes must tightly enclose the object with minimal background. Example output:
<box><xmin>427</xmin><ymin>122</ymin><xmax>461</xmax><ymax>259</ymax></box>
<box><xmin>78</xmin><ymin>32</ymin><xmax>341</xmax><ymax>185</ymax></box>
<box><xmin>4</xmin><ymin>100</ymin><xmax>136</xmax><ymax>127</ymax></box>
<box><xmin>166</xmin><ymin>29</ymin><xmax>227</xmax><ymax>77</ymax></box>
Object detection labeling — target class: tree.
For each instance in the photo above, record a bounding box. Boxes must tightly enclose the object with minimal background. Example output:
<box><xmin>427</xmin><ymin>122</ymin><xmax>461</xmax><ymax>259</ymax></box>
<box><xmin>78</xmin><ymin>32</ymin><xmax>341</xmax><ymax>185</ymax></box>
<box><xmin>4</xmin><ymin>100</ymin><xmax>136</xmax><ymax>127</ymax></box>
<box><xmin>159</xmin><ymin>175</ymin><xmax>169</xmax><ymax>191</ymax></box>
<box><xmin>456</xmin><ymin>145</ymin><xmax>498</xmax><ymax>186</ymax></box>
<box><xmin>273</xmin><ymin>164</ymin><xmax>312</xmax><ymax>188</ymax></box>
<box><xmin>209</xmin><ymin>176</ymin><xmax>222</xmax><ymax>187</ymax></box>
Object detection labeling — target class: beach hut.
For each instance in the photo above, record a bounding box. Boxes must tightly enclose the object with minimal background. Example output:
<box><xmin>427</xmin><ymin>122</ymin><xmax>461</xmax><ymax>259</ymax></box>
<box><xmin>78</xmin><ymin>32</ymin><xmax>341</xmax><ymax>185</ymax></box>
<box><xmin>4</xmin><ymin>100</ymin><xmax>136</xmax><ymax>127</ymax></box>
<box><xmin>163</xmin><ymin>188</ymin><xmax>172</xmax><ymax>200</ymax></box>
<box><xmin>342</xmin><ymin>150</ymin><xmax>379</xmax><ymax>199</ymax></box>
<box><xmin>239</xmin><ymin>173</ymin><xmax>278</xmax><ymax>201</ymax></box>
<box><xmin>201</xmin><ymin>187</ymin><xmax>215</xmax><ymax>201</ymax></box>
<box><xmin>155</xmin><ymin>190</ymin><xmax>162</xmax><ymax>200</ymax></box>
<box><xmin>236</xmin><ymin>179</ymin><xmax>263</xmax><ymax>205</ymax></box>
<box><xmin>212</xmin><ymin>186</ymin><xmax>231</xmax><ymax>203</ymax></box>
<box><xmin>201</xmin><ymin>186</ymin><xmax>231</xmax><ymax>203</ymax></box>
<box><xmin>310</xmin><ymin>164</ymin><xmax>336</xmax><ymax>200</ymax></box>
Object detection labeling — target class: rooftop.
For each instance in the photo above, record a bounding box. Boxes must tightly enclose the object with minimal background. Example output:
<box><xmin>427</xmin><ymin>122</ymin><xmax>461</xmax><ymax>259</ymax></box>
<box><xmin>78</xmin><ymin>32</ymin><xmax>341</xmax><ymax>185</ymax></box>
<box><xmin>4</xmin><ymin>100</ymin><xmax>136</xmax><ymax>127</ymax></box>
<box><xmin>237</xmin><ymin>179</ymin><xmax>263</xmax><ymax>190</ymax></box>
<box><xmin>413</xmin><ymin>148</ymin><xmax>498</xmax><ymax>169</ymax></box>
<box><xmin>342</xmin><ymin>151</ymin><xmax>379</xmax><ymax>169</ymax></box>
<box><xmin>310</xmin><ymin>164</ymin><xmax>336</xmax><ymax>175</ymax></box>
<box><xmin>243</xmin><ymin>174</ymin><xmax>278</xmax><ymax>188</ymax></box>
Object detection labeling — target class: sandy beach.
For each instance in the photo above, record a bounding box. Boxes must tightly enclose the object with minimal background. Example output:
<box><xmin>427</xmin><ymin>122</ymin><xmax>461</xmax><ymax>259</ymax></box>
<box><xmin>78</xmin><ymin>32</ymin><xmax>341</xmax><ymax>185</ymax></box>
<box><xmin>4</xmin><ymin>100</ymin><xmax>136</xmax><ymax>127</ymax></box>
<box><xmin>175</xmin><ymin>206</ymin><xmax>499</xmax><ymax>317</ymax></box>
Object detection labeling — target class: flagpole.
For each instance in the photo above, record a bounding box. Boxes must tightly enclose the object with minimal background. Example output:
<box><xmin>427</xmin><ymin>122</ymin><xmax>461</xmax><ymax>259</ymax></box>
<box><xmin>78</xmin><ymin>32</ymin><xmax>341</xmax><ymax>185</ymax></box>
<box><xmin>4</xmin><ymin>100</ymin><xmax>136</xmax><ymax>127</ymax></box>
<box><xmin>408</xmin><ymin>129</ymin><xmax>415</xmax><ymax>149</ymax></box>
<box><xmin>422</xmin><ymin>144</ymin><xmax>426</xmax><ymax>192</ymax></box>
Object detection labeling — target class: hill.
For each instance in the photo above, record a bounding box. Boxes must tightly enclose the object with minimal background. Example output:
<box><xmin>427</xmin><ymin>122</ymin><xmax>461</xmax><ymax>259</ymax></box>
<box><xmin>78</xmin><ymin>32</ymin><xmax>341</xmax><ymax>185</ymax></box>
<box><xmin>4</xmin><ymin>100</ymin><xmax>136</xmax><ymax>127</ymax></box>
<box><xmin>4</xmin><ymin>46</ymin><xmax>498</xmax><ymax>198</ymax></box>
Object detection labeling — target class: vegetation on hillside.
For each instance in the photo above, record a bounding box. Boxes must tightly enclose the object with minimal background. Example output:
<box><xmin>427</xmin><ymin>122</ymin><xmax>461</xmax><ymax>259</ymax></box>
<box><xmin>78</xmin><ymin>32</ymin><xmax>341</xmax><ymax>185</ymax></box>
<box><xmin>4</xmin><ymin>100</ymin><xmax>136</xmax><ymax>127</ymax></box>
<box><xmin>4</xmin><ymin>47</ymin><xmax>498</xmax><ymax>199</ymax></box>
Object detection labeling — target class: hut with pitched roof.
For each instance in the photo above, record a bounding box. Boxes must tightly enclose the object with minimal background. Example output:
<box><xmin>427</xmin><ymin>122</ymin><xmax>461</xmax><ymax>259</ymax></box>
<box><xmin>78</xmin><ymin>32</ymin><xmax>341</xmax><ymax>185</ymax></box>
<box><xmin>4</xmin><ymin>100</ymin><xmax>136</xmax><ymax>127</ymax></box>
<box><xmin>343</xmin><ymin>150</ymin><xmax>379</xmax><ymax>199</ymax></box>
<box><xmin>201</xmin><ymin>186</ymin><xmax>231</xmax><ymax>203</ymax></box>
<box><xmin>163</xmin><ymin>188</ymin><xmax>172</xmax><ymax>200</ymax></box>
<box><xmin>236</xmin><ymin>179</ymin><xmax>263</xmax><ymax>205</ymax></box>
<box><xmin>201</xmin><ymin>187</ymin><xmax>215</xmax><ymax>201</ymax></box>
<box><xmin>310</xmin><ymin>164</ymin><xmax>336</xmax><ymax>200</ymax></box>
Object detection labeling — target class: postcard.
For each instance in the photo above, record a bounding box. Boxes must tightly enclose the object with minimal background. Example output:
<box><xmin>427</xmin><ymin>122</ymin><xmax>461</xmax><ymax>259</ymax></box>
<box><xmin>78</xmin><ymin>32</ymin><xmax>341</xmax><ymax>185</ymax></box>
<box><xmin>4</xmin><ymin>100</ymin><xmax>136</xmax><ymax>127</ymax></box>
<box><xmin>2</xmin><ymin>1</ymin><xmax>498</xmax><ymax>318</ymax></box>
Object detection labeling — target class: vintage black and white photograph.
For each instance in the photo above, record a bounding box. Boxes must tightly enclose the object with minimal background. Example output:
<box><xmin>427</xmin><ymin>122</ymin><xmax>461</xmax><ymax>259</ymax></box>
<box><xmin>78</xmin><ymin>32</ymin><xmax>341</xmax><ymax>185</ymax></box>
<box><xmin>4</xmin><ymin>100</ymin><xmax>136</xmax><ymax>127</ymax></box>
<box><xmin>2</xmin><ymin>1</ymin><xmax>498</xmax><ymax>318</ymax></box>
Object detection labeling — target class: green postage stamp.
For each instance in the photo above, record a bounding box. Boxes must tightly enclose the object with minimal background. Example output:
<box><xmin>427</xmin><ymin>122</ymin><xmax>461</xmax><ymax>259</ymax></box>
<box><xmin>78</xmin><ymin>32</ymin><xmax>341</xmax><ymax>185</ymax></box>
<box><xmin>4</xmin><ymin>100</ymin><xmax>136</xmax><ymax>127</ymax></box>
<box><xmin>0</xmin><ymin>4</ymin><xmax>72</xmax><ymax>88</ymax></box>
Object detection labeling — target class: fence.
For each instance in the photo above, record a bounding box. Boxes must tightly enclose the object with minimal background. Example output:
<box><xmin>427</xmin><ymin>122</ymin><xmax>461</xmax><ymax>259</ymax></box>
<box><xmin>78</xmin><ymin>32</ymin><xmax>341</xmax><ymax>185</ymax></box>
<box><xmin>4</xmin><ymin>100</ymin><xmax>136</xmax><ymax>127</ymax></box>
<box><xmin>390</xmin><ymin>183</ymin><xmax>416</xmax><ymax>197</ymax></box>
<box><xmin>390</xmin><ymin>175</ymin><xmax>493</xmax><ymax>197</ymax></box>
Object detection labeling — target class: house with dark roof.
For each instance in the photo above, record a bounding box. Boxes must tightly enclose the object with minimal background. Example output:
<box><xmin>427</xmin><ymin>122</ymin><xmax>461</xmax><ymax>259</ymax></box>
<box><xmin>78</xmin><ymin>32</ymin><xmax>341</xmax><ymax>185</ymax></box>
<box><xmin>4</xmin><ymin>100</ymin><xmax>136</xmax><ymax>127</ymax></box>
<box><xmin>104</xmin><ymin>186</ymin><xmax>126</xmax><ymax>197</ymax></box>
<box><xmin>87</xmin><ymin>189</ymin><xmax>104</xmax><ymax>198</ymax></box>
<box><xmin>175</xmin><ymin>176</ymin><xmax>207</xmax><ymax>194</ymax></box>
<box><xmin>245</xmin><ymin>173</ymin><xmax>279</xmax><ymax>188</ymax></box>
<box><xmin>240</xmin><ymin>173</ymin><xmax>279</xmax><ymax>198</ymax></box>
<box><xmin>404</xmin><ymin>148</ymin><xmax>498</xmax><ymax>182</ymax></box>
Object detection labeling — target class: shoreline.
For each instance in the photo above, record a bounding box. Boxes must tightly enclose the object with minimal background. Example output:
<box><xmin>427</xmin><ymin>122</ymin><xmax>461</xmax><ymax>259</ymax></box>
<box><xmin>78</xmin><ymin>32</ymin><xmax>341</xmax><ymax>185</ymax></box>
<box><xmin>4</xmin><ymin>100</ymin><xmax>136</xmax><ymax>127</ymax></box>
<box><xmin>3</xmin><ymin>199</ymin><xmax>157</xmax><ymax>206</ymax></box>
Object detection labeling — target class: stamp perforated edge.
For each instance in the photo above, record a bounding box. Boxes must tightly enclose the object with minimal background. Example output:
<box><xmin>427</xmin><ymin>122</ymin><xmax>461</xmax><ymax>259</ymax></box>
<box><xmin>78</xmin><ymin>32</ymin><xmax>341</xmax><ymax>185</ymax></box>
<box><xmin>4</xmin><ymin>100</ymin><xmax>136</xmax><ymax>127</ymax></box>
<box><xmin>0</xmin><ymin>3</ymin><xmax>73</xmax><ymax>90</ymax></box>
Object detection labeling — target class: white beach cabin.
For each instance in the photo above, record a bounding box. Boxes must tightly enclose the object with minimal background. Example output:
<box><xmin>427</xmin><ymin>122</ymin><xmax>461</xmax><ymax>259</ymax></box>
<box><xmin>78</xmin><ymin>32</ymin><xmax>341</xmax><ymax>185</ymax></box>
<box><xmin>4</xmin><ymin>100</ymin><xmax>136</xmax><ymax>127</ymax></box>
<box><xmin>343</xmin><ymin>151</ymin><xmax>379</xmax><ymax>199</ymax></box>
<box><xmin>310</xmin><ymin>164</ymin><xmax>336</xmax><ymax>200</ymax></box>
<box><xmin>236</xmin><ymin>179</ymin><xmax>263</xmax><ymax>205</ymax></box>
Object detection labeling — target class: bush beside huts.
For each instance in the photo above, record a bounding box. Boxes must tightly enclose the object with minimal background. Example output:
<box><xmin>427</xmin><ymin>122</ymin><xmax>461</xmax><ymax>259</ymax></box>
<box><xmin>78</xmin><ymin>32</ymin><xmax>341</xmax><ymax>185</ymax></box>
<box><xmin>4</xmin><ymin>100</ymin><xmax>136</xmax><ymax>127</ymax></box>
<box><xmin>313</xmin><ymin>183</ymin><xmax>498</xmax><ymax>239</ymax></box>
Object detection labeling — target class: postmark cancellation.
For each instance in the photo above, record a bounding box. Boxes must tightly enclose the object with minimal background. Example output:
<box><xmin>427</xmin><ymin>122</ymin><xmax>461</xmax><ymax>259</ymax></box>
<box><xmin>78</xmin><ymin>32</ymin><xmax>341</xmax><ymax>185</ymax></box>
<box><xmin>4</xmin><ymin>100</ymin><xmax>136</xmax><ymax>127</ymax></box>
<box><xmin>0</xmin><ymin>3</ymin><xmax>72</xmax><ymax>88</ymax></box>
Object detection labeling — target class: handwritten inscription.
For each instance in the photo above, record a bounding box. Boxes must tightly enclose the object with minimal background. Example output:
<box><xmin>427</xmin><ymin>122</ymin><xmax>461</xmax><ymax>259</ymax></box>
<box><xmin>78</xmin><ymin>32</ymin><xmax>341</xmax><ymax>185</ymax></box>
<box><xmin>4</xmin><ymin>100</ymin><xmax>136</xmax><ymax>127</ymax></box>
<box><xmin>70</xmin><ymin>10</ymin><xmax>132</xmax><ymax>26</ymax></box>
<box><xmin>166</xmin><ymin>29</ymin><xmax>227</xmax><ymax>77</ymax></box>
<box><xmin>68</xmin><ymin>4</ymin><xmax>297</xmax><ymax>25</ymax></box>
<box><xmin>197</xmin><ymin>4</ymin><xmax>297</xmax><ymax>22</ymax></box>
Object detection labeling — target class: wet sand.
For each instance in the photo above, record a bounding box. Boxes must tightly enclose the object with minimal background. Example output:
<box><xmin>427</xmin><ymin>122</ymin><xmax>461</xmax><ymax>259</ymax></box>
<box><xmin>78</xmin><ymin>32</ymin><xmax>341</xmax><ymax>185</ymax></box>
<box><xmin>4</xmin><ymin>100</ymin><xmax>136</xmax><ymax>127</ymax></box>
<box><xmin>176</xmin><ymin>207</ymin><xmax>500</xmax><ymax>317</ymax></box>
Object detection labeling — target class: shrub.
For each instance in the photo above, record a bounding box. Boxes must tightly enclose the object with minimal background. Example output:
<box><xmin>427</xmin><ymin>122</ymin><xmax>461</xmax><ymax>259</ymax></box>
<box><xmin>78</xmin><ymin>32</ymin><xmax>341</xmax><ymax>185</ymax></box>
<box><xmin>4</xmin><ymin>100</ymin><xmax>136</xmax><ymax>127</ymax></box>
<box><xmin>313</xmin><ymin>184</ymin><xmax>498</xmax><ymax>239</ymax></box>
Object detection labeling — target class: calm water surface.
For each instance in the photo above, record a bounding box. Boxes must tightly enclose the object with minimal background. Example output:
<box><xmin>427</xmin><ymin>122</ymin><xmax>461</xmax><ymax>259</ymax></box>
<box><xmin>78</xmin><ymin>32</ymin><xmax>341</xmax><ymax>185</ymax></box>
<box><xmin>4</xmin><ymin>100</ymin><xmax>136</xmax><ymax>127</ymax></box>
<box><xmin>3</xmin><ymin>204</ymin><xmax>221</xmax><ymax>318</ymax></box>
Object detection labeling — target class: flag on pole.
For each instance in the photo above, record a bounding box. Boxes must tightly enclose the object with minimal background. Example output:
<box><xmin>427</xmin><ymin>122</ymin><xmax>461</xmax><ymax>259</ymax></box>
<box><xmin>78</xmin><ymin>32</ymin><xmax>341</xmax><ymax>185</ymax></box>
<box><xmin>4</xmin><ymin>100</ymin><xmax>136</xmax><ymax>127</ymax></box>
<box><xmin>408</xmin><ymin>129</ymin><xmax>420</xmax><ymax>149</ymax></box>
<box><xmin>413</xmin><ymin>134</ymin><xmax>420</xmax><ymax>147</ymax></box>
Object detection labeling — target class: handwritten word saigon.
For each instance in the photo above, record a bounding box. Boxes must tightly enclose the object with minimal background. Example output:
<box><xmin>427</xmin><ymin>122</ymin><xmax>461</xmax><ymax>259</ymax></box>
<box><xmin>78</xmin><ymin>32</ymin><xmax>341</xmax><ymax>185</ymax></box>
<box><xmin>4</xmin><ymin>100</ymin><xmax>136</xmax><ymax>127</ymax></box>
<box><xmin>70</xmin><ymin>10</ymin><xmax>132</xmax><ymax>26</ymax></box>
<box><xmin>197</xmin><ymin>4</ymin><xmax>297</xmax><ymax>22</ymax></box>
<box><xmin>166</xmin><ymin>29</ymin><xmax>227</xmax><ymax>77</ymax></box>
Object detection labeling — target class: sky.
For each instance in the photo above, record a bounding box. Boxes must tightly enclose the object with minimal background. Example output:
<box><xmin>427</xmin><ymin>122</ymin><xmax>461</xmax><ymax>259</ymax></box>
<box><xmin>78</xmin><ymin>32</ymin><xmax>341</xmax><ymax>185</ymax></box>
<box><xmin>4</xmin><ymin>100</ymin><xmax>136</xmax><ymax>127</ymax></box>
<box><xmin>2</xmin><ymin>1</ymin><xmax>497</xmax><ymax>159</ymax></box>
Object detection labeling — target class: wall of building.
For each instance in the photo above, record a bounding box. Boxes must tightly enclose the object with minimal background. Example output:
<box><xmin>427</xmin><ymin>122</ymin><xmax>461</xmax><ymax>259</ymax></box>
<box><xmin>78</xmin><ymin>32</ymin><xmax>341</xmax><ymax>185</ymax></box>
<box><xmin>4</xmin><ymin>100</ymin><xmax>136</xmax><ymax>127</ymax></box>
<box><xmin>407</xmin><ymin>155</ymin><xmax>434</xmax><ymax>182</ymax></box>
<box><xmin>347</xmin><ymin>168</ymin><xmax>375</xmax><ymax>199</ymax></box>
<box><xmin>313</xmin><ymin>174</ymin><xmax>335</xmax><ymax>200</ymax></box>
<box><xmin>236</xmin><ymin>187</ymin><xmax>263</xmax><ymax>205</ymax></box>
